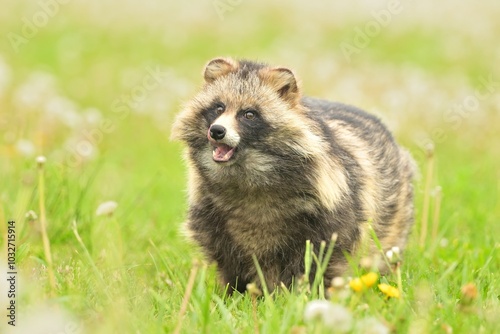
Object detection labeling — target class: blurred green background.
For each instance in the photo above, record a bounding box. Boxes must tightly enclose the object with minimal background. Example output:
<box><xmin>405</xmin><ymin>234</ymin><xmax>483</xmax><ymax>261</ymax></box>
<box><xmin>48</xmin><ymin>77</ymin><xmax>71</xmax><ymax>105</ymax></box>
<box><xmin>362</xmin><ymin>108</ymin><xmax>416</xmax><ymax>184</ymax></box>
<box><xmin>1</xmin><ymin>0</ymin><xmax>499</xmax><ymax>333</ymax></box>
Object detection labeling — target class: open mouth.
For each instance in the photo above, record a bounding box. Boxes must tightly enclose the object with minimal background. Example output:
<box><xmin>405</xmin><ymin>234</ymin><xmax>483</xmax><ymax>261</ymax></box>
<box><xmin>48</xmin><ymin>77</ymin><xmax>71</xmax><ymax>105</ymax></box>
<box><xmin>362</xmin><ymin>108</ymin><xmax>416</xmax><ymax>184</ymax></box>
<box><xmin>212</xmin><ymin>143</ymin><xmax>236</xmax><ymax>162</ymax></box>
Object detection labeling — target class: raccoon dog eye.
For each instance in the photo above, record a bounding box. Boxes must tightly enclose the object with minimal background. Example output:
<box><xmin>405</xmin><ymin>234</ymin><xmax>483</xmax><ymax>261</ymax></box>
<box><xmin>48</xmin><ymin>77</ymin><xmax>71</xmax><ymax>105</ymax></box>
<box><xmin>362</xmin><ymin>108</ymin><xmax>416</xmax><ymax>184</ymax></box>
<box><xmin>215</xmin><ymin>103</ymin><xmax>225</xmax><ymax>114</ymax></box>
<box><xmin>244</xmin><ymin>110</ymin><xmax>256</xmax><ymax>120</ymax></box>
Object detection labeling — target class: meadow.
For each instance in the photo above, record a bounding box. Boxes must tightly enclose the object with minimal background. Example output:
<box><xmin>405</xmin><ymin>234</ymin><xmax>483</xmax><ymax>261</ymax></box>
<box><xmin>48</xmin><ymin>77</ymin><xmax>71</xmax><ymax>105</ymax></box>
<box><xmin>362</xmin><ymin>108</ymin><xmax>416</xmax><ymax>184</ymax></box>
<box><xmin>0</xmin><ymin>1</ymin><xmax>499</xmax><ymax>333</ymax></box>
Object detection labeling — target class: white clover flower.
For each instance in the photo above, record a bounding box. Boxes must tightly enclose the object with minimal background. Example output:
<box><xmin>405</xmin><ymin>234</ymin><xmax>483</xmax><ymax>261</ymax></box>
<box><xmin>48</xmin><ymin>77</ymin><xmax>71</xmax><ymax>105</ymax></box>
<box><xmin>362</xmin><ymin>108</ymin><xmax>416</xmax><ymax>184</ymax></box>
<box><xmin>304</xmin><ymin>300</ymin><xmax>352</xmax><ymax>332</ymax></box>
<box><xmin>96</xmin><ymin>201</ymin><xmax>118</xmax><ymax>217</ymax></box>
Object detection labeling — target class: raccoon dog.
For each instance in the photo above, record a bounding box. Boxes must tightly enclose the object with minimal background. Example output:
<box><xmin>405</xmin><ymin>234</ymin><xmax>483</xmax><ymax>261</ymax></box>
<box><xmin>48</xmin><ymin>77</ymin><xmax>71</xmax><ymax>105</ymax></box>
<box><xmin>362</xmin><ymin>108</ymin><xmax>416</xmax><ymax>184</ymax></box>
<box><xmin>171</xmin><ymin>57</ymin><xmax>415</xmax><ymax>294</ymax></box>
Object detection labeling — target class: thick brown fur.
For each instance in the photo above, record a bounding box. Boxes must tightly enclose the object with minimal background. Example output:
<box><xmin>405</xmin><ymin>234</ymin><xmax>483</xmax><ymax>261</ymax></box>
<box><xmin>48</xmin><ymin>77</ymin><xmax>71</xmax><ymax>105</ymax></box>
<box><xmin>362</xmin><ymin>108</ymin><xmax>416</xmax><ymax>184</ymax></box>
<box><xmin>171</xmin><ymin>58</ymin><xmax>415</xmax><ymax>294</ymax></box>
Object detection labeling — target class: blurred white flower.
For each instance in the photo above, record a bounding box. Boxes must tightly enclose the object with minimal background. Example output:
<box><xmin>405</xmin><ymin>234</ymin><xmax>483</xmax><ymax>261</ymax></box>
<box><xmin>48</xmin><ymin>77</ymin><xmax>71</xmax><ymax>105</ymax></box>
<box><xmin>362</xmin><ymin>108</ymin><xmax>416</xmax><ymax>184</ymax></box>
<box><xmin>0</xmin><ymin>55</ymin><xmax>11</xmax><ymax>98</ymax></box>
<box><xmin>439</xmin><ymin>238</ymin><xmax>449</xmax><ymax>248</ymax></box>
<box><xmin>15</xmin><ymin>139</ymin><xmax>35</xmax><ymax>157</ymax></box>
<box><xmin>83</xmin><ymin>107</ymin><xmax>102</xmax><ymax>125</ymax></box>
<box><xmin>391</xmin><ymin>246</ymin><xmax>401</xmax><ymax>255</ymax></box>
<box><xmin>304</xmin><ymin>300</ymin><xmax>352</xmax><ymax>331</ymax></box>
<box><xmin>331</xmin><ymin>276</ymin><xmax>346</xmax><ymax>289</ymax></box>
<box><xmin>64</xmin><ymin>136</ymin><xmax>98</xmax><ymax>162</ymax></box>
<box><xmin>96</xmin><ymin>201</ymin><xmax>118</xmax><ymax>216</ymax></box>
<box><xmin>386</xmin><ymin>246</ymin><xmax>401</xmax><ymax>264</ymax></box>
<box><xmin>36</xmin><ymin>155</ymin><xmax>46</xmax><ymax>167</ymax></box>
<box><xmin>44</xmin><ymin>96</ymin><xmax>82</xmax><ymax>128</ymax></box>
<box><xmin>6</xmin><ymin>306</ymin><xmax>83</xmax><ymax>334</ymax></box>
<box><xmin>355</xmin><ymin>317</ymin><xmax>390</xmax><ymax>334</ymax></box>
<box><xmin>431</xmin><ymin>186</ymin><xmax>442</xmax><ymax>197</ymax></box>
<box><xmin>246</xmin><ymin>282</ymin><xmax>262</xmax><ymax>296</ymax></box>
<box><xmin>25</xmin><ymin>210</ymin><xmax>38</xmax><ymax>221</ymax></box>
<box><xmin>360</xmin><ymin>256</ymin><xmax>374</xmax><ymax>269</ymax></box>
<box><xmin>13</xmin><ymin>71</ymin><xmax>57</xmax><ymax>110</ymax></box>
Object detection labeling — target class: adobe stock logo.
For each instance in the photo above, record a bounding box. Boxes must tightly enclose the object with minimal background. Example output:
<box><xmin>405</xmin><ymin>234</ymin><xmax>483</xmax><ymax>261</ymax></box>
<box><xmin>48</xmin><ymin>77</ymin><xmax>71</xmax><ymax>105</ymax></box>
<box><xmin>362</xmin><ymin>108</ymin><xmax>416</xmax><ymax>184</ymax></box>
<box><xmin>213</xmin><ymin>0</ymin><xmax>242</xmax><ymax>20</ymax></box>
<box><xmin>6</xmin><ymin>0</ymin><xmax>71</xmax><ymax>53</ymax></box>
<box><xmin>339</xmin><ymin>1</ymin><xmax>404</xmax><ymax>62</ymax></box>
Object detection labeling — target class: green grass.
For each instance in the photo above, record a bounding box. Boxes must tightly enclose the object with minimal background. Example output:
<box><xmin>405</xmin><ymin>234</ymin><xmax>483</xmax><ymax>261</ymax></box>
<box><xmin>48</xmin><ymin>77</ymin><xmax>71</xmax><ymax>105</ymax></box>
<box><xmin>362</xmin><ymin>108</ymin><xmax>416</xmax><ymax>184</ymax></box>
<box><xmin>1</xmin><ymin>1</ymin><xmax>499</xmax><ymax>333</ymax></box>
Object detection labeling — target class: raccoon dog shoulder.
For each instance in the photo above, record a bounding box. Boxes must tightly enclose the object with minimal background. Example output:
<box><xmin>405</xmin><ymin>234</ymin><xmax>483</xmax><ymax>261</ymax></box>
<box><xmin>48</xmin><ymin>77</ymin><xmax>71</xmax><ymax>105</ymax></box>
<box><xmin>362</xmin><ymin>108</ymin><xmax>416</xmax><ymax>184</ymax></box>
<box><xmin>171</xmin><ymin>57</ymin><xmax>415</xmax><ymax>293</ymax></box>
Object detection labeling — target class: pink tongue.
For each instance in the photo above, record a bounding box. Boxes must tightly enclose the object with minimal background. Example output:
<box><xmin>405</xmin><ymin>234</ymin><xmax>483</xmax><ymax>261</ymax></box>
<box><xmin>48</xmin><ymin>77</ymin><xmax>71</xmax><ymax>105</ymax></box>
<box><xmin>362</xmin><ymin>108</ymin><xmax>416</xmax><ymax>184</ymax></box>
<box><xmin>213</xmin><ymin>144</ymin><xmax>235</xmax><ymax>162</ymax></box>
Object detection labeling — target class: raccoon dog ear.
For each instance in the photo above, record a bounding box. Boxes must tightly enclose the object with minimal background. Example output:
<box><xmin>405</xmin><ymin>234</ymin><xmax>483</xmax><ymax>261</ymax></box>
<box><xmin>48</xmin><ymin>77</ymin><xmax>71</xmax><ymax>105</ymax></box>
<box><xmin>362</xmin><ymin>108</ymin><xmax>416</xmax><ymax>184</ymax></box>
<box><xmin>203</xmin><ymin>58</ymin><xmax>238</xmax><ymax>83</ymax></box>
<box><xmin>260</xmin><ymin>67</ymin><xmax>300</xmax><ymax>104</ymax></box>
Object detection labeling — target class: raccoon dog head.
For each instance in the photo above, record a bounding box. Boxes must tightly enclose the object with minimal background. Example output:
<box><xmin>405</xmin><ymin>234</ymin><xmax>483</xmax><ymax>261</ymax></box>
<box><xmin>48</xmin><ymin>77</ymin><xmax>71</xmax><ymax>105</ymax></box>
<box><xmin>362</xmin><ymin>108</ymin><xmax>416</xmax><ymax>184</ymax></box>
<box><xmin>172</xmin><ymin>58</ymin><xmax>323</xmax><ymax>185</ymax></box>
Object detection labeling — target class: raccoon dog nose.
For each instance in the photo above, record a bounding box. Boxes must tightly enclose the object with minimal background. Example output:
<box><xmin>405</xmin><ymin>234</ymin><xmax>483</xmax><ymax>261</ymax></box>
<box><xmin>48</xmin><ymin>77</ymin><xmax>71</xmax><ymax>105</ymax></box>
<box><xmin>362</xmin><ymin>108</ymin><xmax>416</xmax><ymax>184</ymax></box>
<box><xmin>209</xmin><ymin>124</ymin><xmax>226</xmax><ymax>140</ymax></box>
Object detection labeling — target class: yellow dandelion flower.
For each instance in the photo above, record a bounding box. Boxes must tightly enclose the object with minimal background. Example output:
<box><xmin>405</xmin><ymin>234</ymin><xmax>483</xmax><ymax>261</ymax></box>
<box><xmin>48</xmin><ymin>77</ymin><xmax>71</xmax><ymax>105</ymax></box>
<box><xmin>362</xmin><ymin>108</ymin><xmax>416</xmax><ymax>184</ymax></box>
<box><xmin>378</xmin><ymin>283</ymin><xmax>400</xmax><ymax>298</ymax></box>
<box><xmin>361</xmin><ymin>272</ymin><xmax>378</xmax><ymax>288</ymax></box>
<box><xmin>349</xmin><ymin>272</ymin><xmax>378</xmax><ymax>292</ymax></box>
<box><xmin>349</xmin><ymin>278</ymin><xmax>363</xmax><ymax>292</ymax></box>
